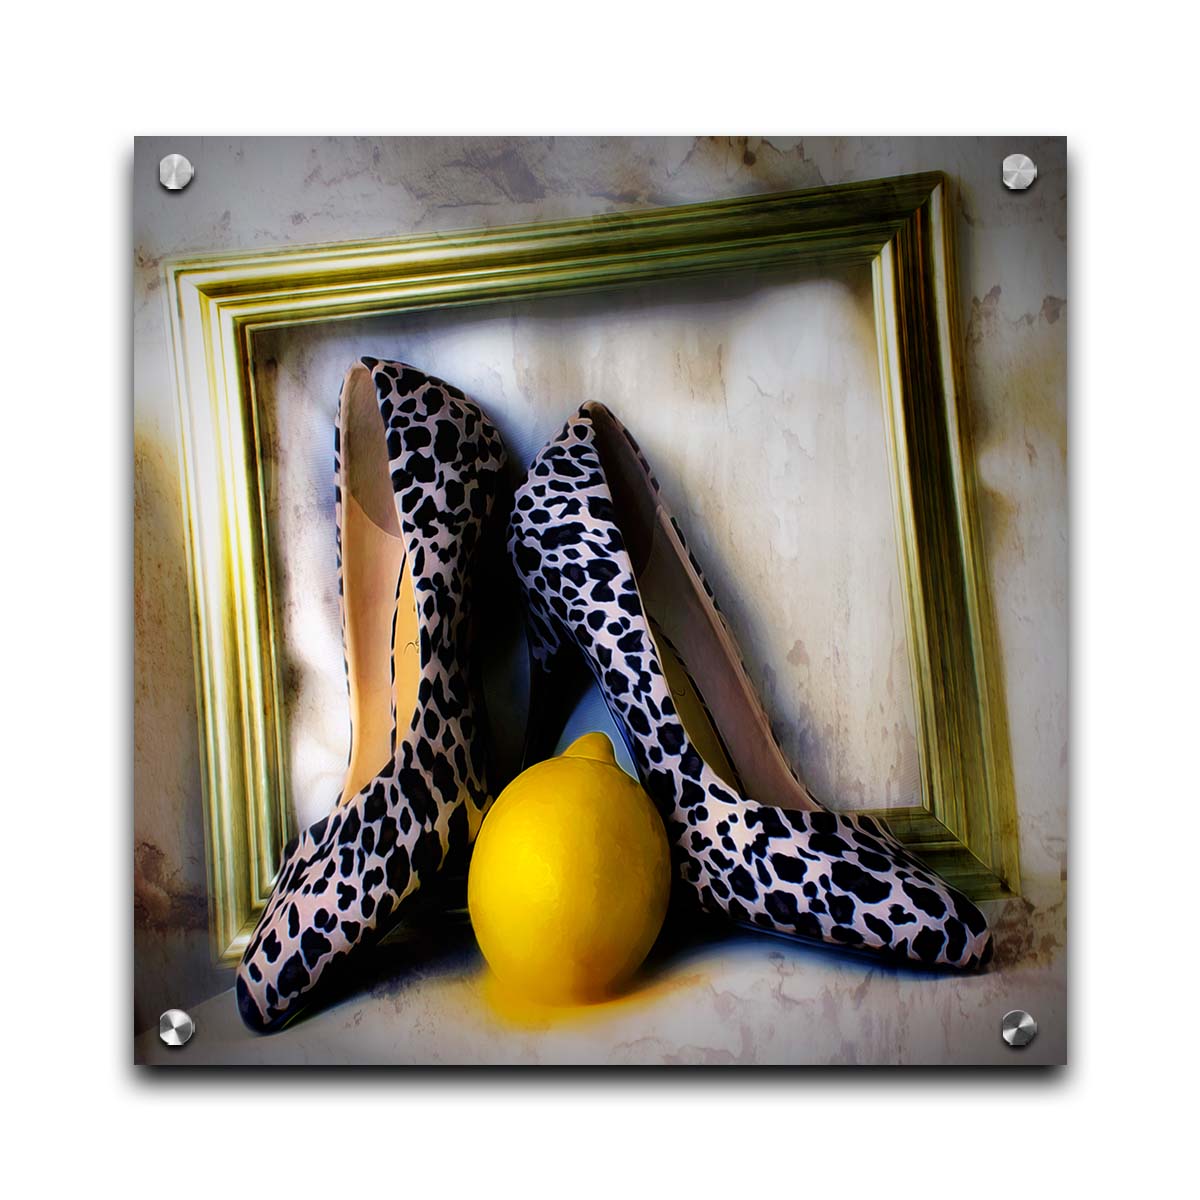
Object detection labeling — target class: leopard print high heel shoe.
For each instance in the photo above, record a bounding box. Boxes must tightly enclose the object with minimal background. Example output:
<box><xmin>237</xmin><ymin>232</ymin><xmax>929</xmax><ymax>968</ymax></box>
<box><xmin>236</xmin><ymin>359</ymin><xmax>508</xmax><ymax>1031</ymax></box>
<box><xmin>509</xmin><ymin>403</ymin><xmax>992</xmax><ymax>971</ymax></box>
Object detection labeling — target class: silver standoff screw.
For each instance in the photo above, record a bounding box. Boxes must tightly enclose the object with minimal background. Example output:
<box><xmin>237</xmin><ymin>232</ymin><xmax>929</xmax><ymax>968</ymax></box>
<box><xmin>1001</xmin><ymin>1008</ymin><xmax>1038</xmax><ymax>1048</ymax></box>
<box><xmin>159</xmin><ymin>153</ymin><xmax>195</xmax><ymax>191</ymax></box>
<box><xmin>1002</xmin><ymin>153</ymin><xmax>1037</xmax><ymax>191</ymax></box>
<box><xmin>159</xmin><ymin>1008</ymin><xmax>195</xmax><ymax>1047</ymax></box>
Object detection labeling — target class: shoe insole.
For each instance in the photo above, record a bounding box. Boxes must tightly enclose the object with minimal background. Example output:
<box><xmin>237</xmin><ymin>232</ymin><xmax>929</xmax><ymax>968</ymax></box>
<box><xmin>634</xmin><ymin>503</ymin><xmax>819</xmax><ymax>813</ymax></box>
<box><xmin>338</xmin><ymin>363</ymin><xmax>422</xmax><ymax>806</ymax></box>
<box><xmin>339</xmin><ymin>493</ymin><xmax>421</xmax><ymax>804</ymax></box>
<box><xmin>649</xmin><ymin>615</ymin><xmax>741</xmax><ymax>792</ymax></box>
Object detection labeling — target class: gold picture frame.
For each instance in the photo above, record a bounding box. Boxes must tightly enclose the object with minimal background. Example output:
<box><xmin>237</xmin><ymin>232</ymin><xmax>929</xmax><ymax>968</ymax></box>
<box><xmin>165</xmin><ymin>170</ymin><xmax>1020</xmax><ymax>965</ymax></box>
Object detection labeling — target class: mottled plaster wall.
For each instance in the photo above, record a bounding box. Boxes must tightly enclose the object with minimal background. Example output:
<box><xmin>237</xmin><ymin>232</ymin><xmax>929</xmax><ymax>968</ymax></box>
<box><xmin>133</xmin><ymin>137</ymin><xmax>1066</xmax><ymax>1047</ymax></box>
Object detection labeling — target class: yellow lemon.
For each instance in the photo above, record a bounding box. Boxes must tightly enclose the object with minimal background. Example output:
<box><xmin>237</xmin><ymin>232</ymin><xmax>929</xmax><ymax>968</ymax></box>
<box><xmin>468</xmin><ymin>732</ymin><xmax>671</xmax><ymax>1005</ymax></box>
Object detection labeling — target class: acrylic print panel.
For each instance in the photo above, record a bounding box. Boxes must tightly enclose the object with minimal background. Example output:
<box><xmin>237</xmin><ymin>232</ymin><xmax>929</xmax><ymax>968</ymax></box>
<box><xmin>133</xmin><ymin>135</ymin><xmax>1067</xmax><ymax>1064</ymax></box>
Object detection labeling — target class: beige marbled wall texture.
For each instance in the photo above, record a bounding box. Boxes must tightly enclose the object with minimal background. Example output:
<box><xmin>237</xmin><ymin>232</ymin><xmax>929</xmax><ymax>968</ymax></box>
<box><xmin>134</xmin><ymin>137</ymin><xmax>1066</xmax><ymax>1062</ymax></box>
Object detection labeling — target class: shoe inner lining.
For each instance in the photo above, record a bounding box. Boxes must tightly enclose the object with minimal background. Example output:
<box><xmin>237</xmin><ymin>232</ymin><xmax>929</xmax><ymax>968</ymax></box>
<box><xmin>338</xmin><ymin>364</ymin><xmax>421</xmax><ymax>805</ymax></box>
<box><xmin>588</xmin><ymin>405</ymin><xmax>820</xmax><ymax>812</ymax></box>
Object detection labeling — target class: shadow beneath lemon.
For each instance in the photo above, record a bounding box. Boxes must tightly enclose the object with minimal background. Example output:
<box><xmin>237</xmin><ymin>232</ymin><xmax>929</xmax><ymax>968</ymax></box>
<box><xmin>474</xmin><ymin>907</ymin><xmax>736</xmax><ymax>1030</ymax></box>
<box><xmin>478</xmin><ymin>961</ymin><xmax>708</xmax><ymax>1030</ymax></box>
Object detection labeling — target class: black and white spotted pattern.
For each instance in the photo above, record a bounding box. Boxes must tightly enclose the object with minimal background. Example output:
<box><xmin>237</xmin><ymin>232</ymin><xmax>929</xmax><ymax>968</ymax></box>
<box><xmin>236</xmin><ymin>359</ymin><xmax>507</xmax><ymax>1031</ymax></box>
<box><xmin>508</xmin><ymin>403</ymin><xmax>993</xmax><ymax>970</ymax></box>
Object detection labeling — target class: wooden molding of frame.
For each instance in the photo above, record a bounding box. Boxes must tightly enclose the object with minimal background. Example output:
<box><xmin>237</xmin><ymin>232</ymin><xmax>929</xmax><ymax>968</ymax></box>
<box><xmin>164</xmin><ymin>170</ymin><xmax>1020</xmax><ymax>965</ymax></box>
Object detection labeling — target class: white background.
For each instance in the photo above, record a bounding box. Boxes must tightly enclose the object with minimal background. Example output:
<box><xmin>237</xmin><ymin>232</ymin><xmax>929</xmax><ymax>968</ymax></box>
<box><xmin>4</xmin><ymin>1</ymin><xmax>1196</xmax><ymax>1195</ymax></box>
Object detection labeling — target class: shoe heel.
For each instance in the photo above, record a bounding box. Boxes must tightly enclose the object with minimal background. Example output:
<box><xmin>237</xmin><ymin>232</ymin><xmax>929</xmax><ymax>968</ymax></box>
<box><xmin>522</xmin><ymin>610</ymin><xmax>592</xmax><ymax>768</ymax></box>
<box><xmin>467</xmin><ymin>469</ymin><xmax>517</xmax><ymax>797</ymax></box>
